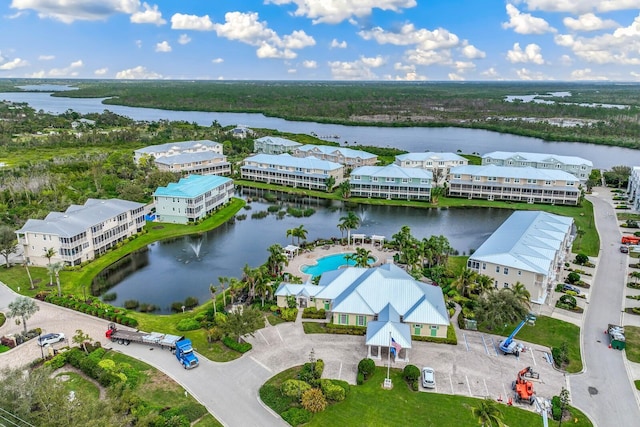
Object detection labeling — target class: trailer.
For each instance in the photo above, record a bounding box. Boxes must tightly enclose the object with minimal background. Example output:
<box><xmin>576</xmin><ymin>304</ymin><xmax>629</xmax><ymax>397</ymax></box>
<box><xmin>105</xmin><ymin>323</ymin><xmax>199</xmax><ymax>368</ymax></box>
<box><xmin>607</xmin><ymin>324</ymin><xmax>626</xmax><ymax>350</ymax></box>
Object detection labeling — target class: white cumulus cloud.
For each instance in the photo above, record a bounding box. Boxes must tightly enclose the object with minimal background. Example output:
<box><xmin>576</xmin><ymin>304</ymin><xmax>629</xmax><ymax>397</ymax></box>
<box><xmin>359</xmin><ymin>24</ymin><xmax>460</xmax><ymax>50</ymax></box>
<box><xmin>171</xmin><ymin>13</ymin><xmax>214</xmax><ymax>31</ymax></box>
<box><xmin>502</xmin><ymin>4</ymin><xmax>556</xmax><ymax>35</ymax></box>
<box><xmin>328</xmin><ymin>56</ymin><xmax>385</xmax><ymax>80</ymax></box>
<box><xmin>130</xmin><ymin>2</ymin><xmax>165</xmax><ymax>25</ymax></box>
<box><xmin>302</xmin><ymin>60</ymin><xmax>317</xmax><ymax>68</ymax></box>
<box><xmin>515</xmin><ymin>67</ymin><xmax>550</xmax><ymax>80</ymax></box>
<box><xmin>94</xmin><ymin>67</ymin><xmax>108</xmax><ymax>75</ymax></box>
<box><xmin>212</xmin><ymin>12</ymin><xmax>315</xmax><ymax>59</ymax></box>
<box><xmin>563</xmin><ymin>13</ymin><xmax>618</xmax><ymax>32</ymax></box>
<box><xmin>211</xmin><ymin>58</ymin><xmax>224</xmax><ymax>64</ymax></box>
<box><xmin>0</xmin><ymin>57</ymin><xmax>29</xmax><ymax>70</ymax></box>
<box><xmin>178</xmin><ymin>34</ymin><xmax>191</xmax><ymax>45</ymax></box>
<box><xmin>461</xmin><ymin>44</ymin><xmax>486</xmax><ymax>59</ymax></box>
<box><xmin>155</xmin><ymin>41</ymin><xmax>171</xmax><ymax>52</ymax></box>
<box><xmin>115</xmin><ymin>65</ymin><xmax>162</xmax><ymax>79</ymax></box>
<box><xmin>570</xmin><ymin>68</ymin><xmax>608</xmax><ymax>80</ymax></box>
<box><xmin>38</xmin><ymin>55</ymin><xmax>55</xmax><ymax>60</ymax></box>
<box><xmin>481</xmin><ymin>67</ymin><xmax>500</xmax><ymax>77</ymax></box>
<box><xmin>507</xmin><ymin>43</ymin><xmax>545</xmax><ymax>64</ymax></box>
<box><xmin>265</xmin><ymin>0</ymin><xmax>417</xmax><ymax>24</ymax></box>
<box><xmin>10</xmin><ymin>0</ymin><xmax>140</xmax><ymax>23</ymax></box>
<box><xmin>448</xmin><ymin>73</ymin><xmax>464</xmax><ymax>81</ymax></box>
<box><xmin>331</xmin><ymin>39</ymin><xmax>347</xmax><ymax>48</ymax></box>
<box><xmin>521</xmin><ymin>0</ymin><xmax>638</xmax><ymax>14</ymax></box>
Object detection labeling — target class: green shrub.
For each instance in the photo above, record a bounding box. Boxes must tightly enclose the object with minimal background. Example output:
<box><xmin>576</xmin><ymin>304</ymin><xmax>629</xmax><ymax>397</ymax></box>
<box><xmin>301</xmin><ymin>388</ymin><xmax>326</xmax><ymax>413</ymax></box>
<box><xmin>123</xmin><ymin>300</ymin><xmax>139</xmax><ymax>310</ymax></box>
<box><xmin>281</xmin><ymin>308</ymin><xmax>298</xmax><ymax>322</ymax></box>
<box><xmin>281</xmin><ymin>408</ymin><xmax>312</xmax><ymax>427</ymax></box>
<box><xmin>281</xmin><ymin>379</ymin><xmax>312</xmax><ymax>398</ymax></box>
<box><xmin>559</xmin><ymin>294</ymin><xmax>577</xmax><ymax>308</ymax></box>
<box><xmin>175</xmin><ymin>402</ymin><xmax>208</xmax><ymax>422</ymax></box>
<box><xmin>314</xmin><ymin>359</ymin><xmax>324</xmax><ymax>379</ymax></box>
<box><xmin>356</xmin><ymin>372</ymin><xmax>364</xmax><ymax>385</ymax></box>
<box><xmin>574</xmin><ymin>253</ymin><xmax>589</xmax><ymax>265</ymax></box>
<box><xmin>102</xmin><ymin>292</ymin><xmax>117</xmax><ymax>302</ymax></box>
<box><xmin>403</xmin><ymin>364</ymin><xmax>421</xmax><ymax>382</ymax></box>
<box><xmin>319</xmin><ymin>379</ymin><xmax>346</xmax><ymax>402</ymax></box>
<box><xmin>171</xmin><ymin>302</ymin><xmax>186</xmax><ymax>312</ymax></box>
<box><xmin>44</xmin><ymin>354</ymin><xmax>67</xmax><ymax>369</ymax></box>
<box><xmin>176</xmin><ymin>318</ymin><xmax>201</xmax><ymax>331</ymax></box>
<box><xmin>325</xmin><ymin>324</ymin><xmax>366</xmax><ymax>335</ymax></box>
<box><xmin>222</xmin><ymin>336</ymin><xmax>252</xmax><ymax>353</ymax></box>
<box><xmin>567</xmin><ymin>272</ymin><xmax>581</xmax><ymax>284</ymax></box>
<box><xmin>184</xmin><ymin>296</ymin><xmax>199</xmax><ymax>309</ymax></box>
<box><xmin>302</xmin><ymin>307</ymin><xmax>326</xmax><ymax>319</ymax></box>
<box><xmin>260</xmin><ymin>384</ymin><xmax>295</xmax><ymax>414</ymax></box>
<box><xmin>358</xmin><ymin>358</ymin><xmax>375</xmax><ymax>379</ymax></box>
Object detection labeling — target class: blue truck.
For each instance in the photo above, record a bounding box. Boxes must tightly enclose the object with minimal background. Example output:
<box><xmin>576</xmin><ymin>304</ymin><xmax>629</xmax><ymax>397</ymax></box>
<box><xmin>106</xmin><ymin>323</ymin><xmax>199</xmax><ymax>369</ymax></box>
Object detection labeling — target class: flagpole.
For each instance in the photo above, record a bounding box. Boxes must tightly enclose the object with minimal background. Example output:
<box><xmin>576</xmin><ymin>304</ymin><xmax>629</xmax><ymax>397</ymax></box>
<box><xmin>386</xmin><ymin>330</ymin><xmax>391</xmax><ymax>380</ymax></box>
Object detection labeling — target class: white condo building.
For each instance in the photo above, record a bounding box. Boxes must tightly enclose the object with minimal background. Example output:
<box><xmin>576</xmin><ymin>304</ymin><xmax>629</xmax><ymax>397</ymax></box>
<box><xmin>481</xmin><ymin>151</ymin><xmax>592</xmax><ymax>181</ymax></box>
<box><xmin>627</xmin><ymin>166</ymin><xmax>640</xmax><ymax>212</ymax></box>
<box><xmin>395</xmin><ymin>152</ymin><xmax>467</xmax><ymax>185</ymax></box>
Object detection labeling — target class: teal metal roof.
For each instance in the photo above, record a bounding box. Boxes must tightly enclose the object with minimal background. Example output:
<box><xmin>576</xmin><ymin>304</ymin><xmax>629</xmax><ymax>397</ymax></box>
<box><xmin>153</xmin><ymin>175</ymin><xmax>232</xmax><ymax>198</ymax></box>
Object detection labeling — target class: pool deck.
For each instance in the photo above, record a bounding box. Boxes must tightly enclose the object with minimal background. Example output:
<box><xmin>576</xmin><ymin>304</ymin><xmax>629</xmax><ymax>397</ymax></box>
<box><xmin>283</xmin><ymin>242</ymin><xmax>398</xmax><ymax>281</ymax></box>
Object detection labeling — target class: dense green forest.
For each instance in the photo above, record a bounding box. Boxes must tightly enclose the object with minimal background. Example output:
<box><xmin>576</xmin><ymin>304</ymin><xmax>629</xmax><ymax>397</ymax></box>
<box><xmin>1</xmin><ymin>79</ymin><xmax>639</xmax><ymax>148</ymax></box>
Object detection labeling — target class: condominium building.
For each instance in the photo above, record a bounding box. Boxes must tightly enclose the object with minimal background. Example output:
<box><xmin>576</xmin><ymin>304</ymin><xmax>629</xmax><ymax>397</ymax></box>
<box><xmin>292</xmin><ymin>144</ymin><xmax>377</xmax><ymax>167</ymax></box>
<box><xmin>153</xmin><ymin>152</ymin><xmax>231</xmax><ymax>176</ymax></box>
<box><xmin>467</xmin><ymin>211</ymin><xmax>574</xmax><ymax>305</ymax></box>
<box><xmin>394</xmin><ymin>152</ymin><xmax>467</xmax><ymax>185</ymax></box>
<box><xmin>253</xmin><ymin>136</ymin><xmax>302</xmax><ymax>155</ymax></box>
<box><xmin>134</xmin><ymin>140</ymin><xmax>223</xmax><ymax>164</ymax></box>
<box><xmin>153</xmin><ymin>175</ymin><xmax>234</xmax><ymax>224</ymax></box>
<box><xmin>481</xmin><ymin>151</ymin><xmax>593</xmax><ymax>181</ymax></box>
<box><xmin>16</xmin><ymin>199</ymin><xmax>145</xmax><ymax>267</ymax></box>
<box><xmin>448</xmin><ymin>165</ymin><xmax>580</xmax><ymax>205</ymax></box>
<box><xmin>350</xmin><ymin>164</ymin><xmax>433</xmax><ymax>201</ymax></box>
<box><xmin>627</xmin><ymin>166</ymin><xmax>640</xmax><ymax>211</ymax></box>
<box><xmin>240</xmin><ymin>153</ymin><xmax>345</xmax><ymax>191</ymax></box>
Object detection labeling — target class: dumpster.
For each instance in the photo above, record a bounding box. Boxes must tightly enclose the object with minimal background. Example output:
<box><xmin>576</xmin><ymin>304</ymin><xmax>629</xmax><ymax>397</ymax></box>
<box><xmin>607</xmin><ymin>324</ymin><xmax>626</xmax><ymax>350</ymax></box>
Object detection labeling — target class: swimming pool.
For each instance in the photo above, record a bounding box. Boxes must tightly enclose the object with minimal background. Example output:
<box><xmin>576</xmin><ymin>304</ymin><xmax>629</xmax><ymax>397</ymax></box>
<box><xmin>301</xmin><ymin>253</ymin><xmax>373</xmax><ymax>277</ymax></box>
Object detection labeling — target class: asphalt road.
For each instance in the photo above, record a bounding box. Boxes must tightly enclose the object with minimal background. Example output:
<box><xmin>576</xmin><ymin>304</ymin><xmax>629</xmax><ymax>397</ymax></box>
<box><xmin>569</xmin><ymin>191</ymin><xmax>640</xmax><ymax>427</ymax></box>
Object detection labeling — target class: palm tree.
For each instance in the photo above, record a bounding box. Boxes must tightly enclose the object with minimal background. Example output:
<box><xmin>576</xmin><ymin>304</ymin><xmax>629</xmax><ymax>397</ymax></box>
<box><xmin>349</xmin><ymin>247</ymin><xmax>374</xmax><ymax>268</ymax></box>
<box><xmin>293</xmin><ymin>224</ymin><xmax>308</xmax><ymax>246</ymax></box>
<box><xmin>338</xmin><ymin>211</ymin><xmax>361</xmax><ymax>247</ymax></box>
<box><xmin>338</xmin><ymin>180</ymin><xmax>351</xmax><ymax>199</ymax></box>
<box><xmin>50</xmin><ymin>262</ymin><xmax>64</xmax><ymax>297</ymax></box>
<box><xmin>286</xmin><ymin>228</ymin><xmax>296</xmax><ymax>245</ymax></box>
<box><xmin>209</xmin><ymin>283</ymin><xmax>218</xmax><ymax>316</ymax></box>
<box><xmin>43</xmin><ymin>247</ymin><xmax>56</xmax><ymax>285</ymax></box>
<box><xmin>575</xmin><ymin>227</ymin><xmax>586</xmax><ymax>250</ymax></box>
<box><xmin>266</xmin><ymin>245</ymin><xmax>288</xmax><ymax>277</ymax></box>
<box><xmin>218</xmin><ymin>276</ymin><xmax>229</xmax><ymax>307</ymax></box>
<box><xmin>325</xmin><ymin>175</ymin><xmax>336</xmax><ymax>192</ymax></box>
<box><xmin>24</xmin><ymin>260</ymin><xmax>35</xmax><ymax>290</ymax></box>
<box><xmin>471</xmin><ymin>397</ymin><xmax>507</xmax><ymax>427</ymax></box>
<box><xmin>629</xmin><ymin>271</ymin><xmax>640</xmax><ymax>284</ymax></box>
<box><xmin>337</xmin><ymin>223</ymin><xmax>347</xmax><ymax>242</ymax></box>
<box><xmin>452</xmin><ymin>267</ymin><xmax>478</xmax><ymax>299</ymax></box>
<box><xmin>475</xmin><ymin>274</ymin><xmax>495</xmax><ymax>296</ymax></box>
<box><xmin>255</xmin><ymin>277</ymin><xmax>271</xmax><ymax>307</ymax></box>
<box><xmin>511</xmin><ymin>282</ymin><xmax>531</xmax><ymax>310</ymax></box>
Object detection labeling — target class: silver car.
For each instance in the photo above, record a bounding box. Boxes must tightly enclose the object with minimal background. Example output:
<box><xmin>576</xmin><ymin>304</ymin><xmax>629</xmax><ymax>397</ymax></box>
<box><xmin>422</xmin><ymin>367</ymin><xmax>436</xmax><ymax>389</ymax></box>
<box><xmin>37</xmin><ymin>333</ymin><xmax>65</xmax><ymax>346</ymax></box>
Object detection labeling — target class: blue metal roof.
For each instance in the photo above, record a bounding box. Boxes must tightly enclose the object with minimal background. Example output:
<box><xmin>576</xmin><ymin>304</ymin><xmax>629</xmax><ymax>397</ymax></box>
<box><xmin>450</xmin><ymin>164</ymin><xmax>579</xmax><ymax>181</ymax></box>
<box><xmin>296</xmin><ymin>144</ymin><xmax>377</xmax><ymax>159</ymax></box>
<box><xmin>396</xmin><ymin>152</ymin><xmax>467</xmax><ymax>162</ymax></box>
<box><xmin>482</xmin><ymin>151</ymin><xmax>593</xmax><ymax>167</ymax></box>
<box><xmin>135</xmin><ymin>140</ymin><xmax>221</xmax><ymax>154</ymax></box>
<box><xmin>351</xmin><ymin>164</ymin><xmax>433</xmax><ymax>180</ymax></box>
<box><xmin>243</xmin><ymin>153</ymin><xmax>343</xmax><ymax>171</ymax></box>
<box><xmin>153</xmin><ymin>175</ymin><xmax>232</xmax><ymax>198</ymax></box>
<box><xmin>154</xmin><ymin>151</ymin><xmax>227</xmax><ymax>165</ymax></box>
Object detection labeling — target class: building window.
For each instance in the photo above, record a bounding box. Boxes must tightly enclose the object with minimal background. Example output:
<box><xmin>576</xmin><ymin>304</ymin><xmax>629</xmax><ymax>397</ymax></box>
<box><xmin>518</xmin><ymin>270</ymin><xmax>522</xmax><ymax>276</ymax></box>
<box><xmin>353</xmin><ymin>175</ymin><xmax>361</xmax><ymax>180</ymax></box>
<box><xmin>482</xmin><ymin>263</ymin><xmax>486</xmax><ymax>270</ymax></box>
<box><xmin>504</xmin><ymin>178</ymin><xmax>511</xmax><ymax>183</ymax></box>
<box><xmin>514</xmin><ymin>178</ymin><xmax>520</xmax><ymax>183</ymax></box>
<box><xmin>356</xmin><ymin>315</ymin><xmax>366</xmax><ymax>326</ymax></box>
<box><xmin>372</xmin><ymin>177</ymin><xmax>378</xmax><ymax>182</ymax></box>
<box><xmin>504</xmin><ymin>267</ymin><xmax>509</xmax><ymax>274</ymax></box>
<box><xmin>496</xmin><ymin>266</ymin><xmax>500</xmax><ymax>273</ymax></box>
<box><xmin>454</xmin><ymin>174</ymin><xmax>461</xmax><ymax>179</ymax></box>
<box><xmin>339</xmin><ymin>314</ymin><xmax>348</xmax><ymax>325</ymax></box>
<box><xmin>504</xmin><ymin>283</ymin><xmax>509</xmax><ymax>288</ymax></box>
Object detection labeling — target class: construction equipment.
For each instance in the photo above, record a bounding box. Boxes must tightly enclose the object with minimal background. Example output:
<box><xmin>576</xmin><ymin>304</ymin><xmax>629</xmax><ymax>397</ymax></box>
<box><xmin>512</xmin><ymin>367</ymin><xmax>537</xmax><ymax>405</ymax></box>
<box><xmin>499</xmin><ymin>315</ymin><xmax>534</xmax><ymax>356</ymax></box>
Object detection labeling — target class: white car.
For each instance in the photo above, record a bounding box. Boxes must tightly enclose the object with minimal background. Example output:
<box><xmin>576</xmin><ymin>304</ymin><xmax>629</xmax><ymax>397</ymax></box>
<box><xmin>37</xmin><ymin>333</ymin><xmax>65</xmax><ymax>346</ymax></box>
<box><xmin>422</xmin><ymin>367</ymin><xmax>436</xmax><ymax>389</ymax></box>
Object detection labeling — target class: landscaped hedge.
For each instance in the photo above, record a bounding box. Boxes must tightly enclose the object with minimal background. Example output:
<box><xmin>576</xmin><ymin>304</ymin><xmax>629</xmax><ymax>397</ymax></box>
<box><xmin>302</xmin><ymin>307</ymin><xmax>326</xmax><ymax>319</ymax></box>
<box><xmin>43</xmin><ymin>294</ymin><xmax>138</xmax><ymax>328</ymax></box>
<box><xmin>325</xmin><ymin>324</ymin><xmax>366</xmax><ymax>335</ymax></box>
<box><xmin>411</xmin><ymin>324</ymin><xmax>458</xmax><ymax>345</ymax></box>
<box><xmin>222</xmin><ymin>336</ymin><xmax>252</xmax><ymax>353</ymax></box>
<box><xmin>176</xmin><ymin>318</ymin><xmax>201</xmax><ymax>331</ymax></box>
<box><xmin>0</xmin><ymin>312</ymin><xmax>5</xmax><ymax>327</ymax></box>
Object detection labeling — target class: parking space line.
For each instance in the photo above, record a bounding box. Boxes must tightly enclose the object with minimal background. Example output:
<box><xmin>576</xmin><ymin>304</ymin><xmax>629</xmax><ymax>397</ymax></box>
<box><xmin>463</xmin><ymin>333</ymin><xmax>469</xmax><ymax>351</ymax></box>
<box><xmin>483</xmin><ymin>378</ymin><xmax>489</xmax><ymax>397</ymax></box>
<box><xmin>503</xmin><ymin>383</ymin><xmax>508</xmax><ymax>401</ymax></box>
<box><xmin>530</xmin><ymin>347</ymin><xmax>537</xmax><ymax>366</ymax></box>
<box><xmin>249</xmin><ymin>356</ymin><xmax>272</xmax><ymax>373</ymax></box>
<box><xmin>338</xmin><ymin>362</ymin><xmax>342</xmax><ymax>380</ymax></box>
<box><xmin>258</xmin><ymin>330</ymin><xmax>269</xmax><ymax>345</ymax></box>
<box><xmin>466</xmin><ymin>375</ymin><xmax>472</xmax><ymax>396</ymax></box>
<box><xmin>490</xmin><ymin>337</ymin><xmax>500</xmax><ymax>356</ymax></box>
<box><xmin>449</xmin><ymin>374</ymin><xmax>454</xmax><ymax>394</ymax></box>
<box><xmin>275</xmin><ymin>327</ymin><xmax>283</xmax><ymax>342</ymax></box>
<box><xmin>481</xmin><ymin>335</ymin><xmax>489</xmax><ymax>355</ymax></box>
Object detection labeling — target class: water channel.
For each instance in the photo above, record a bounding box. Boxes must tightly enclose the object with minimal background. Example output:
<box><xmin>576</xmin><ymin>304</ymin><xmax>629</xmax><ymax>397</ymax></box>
<box><xmin>1</xmin><ymin>91</ymin><xmax>639</xmax><ymax>169</ymax></box>
<box><xmin>94</xmin><ymin>189</ymin><xmax>511</xmax><ymax>313</ymax></box>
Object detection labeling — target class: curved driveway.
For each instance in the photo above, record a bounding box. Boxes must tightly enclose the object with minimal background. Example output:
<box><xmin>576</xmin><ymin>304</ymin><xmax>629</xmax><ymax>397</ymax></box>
<box><xmin>568</xmin><ymin>191</ymin><xmax>640</xmax><ymax>426</ymax></box>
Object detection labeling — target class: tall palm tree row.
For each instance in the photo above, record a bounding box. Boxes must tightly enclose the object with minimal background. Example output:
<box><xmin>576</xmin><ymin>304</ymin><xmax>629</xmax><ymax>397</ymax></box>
<box><xmin>338</xmin><ymin>211</ymin><xmax>361</xmax><ymax>246</ymax></box>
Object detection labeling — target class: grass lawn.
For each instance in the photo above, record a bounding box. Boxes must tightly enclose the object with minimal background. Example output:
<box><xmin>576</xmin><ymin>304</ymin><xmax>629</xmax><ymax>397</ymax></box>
<box><xmin>447</xmin><ymin>256</ymin><xmax>468</xmax><ymax>277</ymax></box>
<box><xmin>624</xmin><ymin>326</ymin><xmax>640</xmax><ymax>363</ymax></box>
<box><xmin>262</xmin><ymin>366</ymin><xmax>592</xmax><ymax>427</ymax></box>
<box><xmin>55</xmin><ymin>371</ymin><xmax>100</xmax><ymax>400</ymax></box>
<box><xmin>479</xmin><ymin>316</ymin><xmax>582</xmax><ymax>373</ymax></box>
<box><xmin>302</xmin><ymin>322</ymin><xmax>328</xmax><ymax>334</ymax></box>
<box><xmin>193</xmin><ymin>414</ymin><xmax>224</xmax><ymax>427</ymax></box>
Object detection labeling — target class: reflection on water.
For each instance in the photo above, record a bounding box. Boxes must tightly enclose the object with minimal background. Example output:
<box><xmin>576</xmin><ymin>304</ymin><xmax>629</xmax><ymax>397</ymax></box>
<box><xmin>98</xmin><ymin>190</ymin><xmax>511</xmax><ymax>313</ymax></box>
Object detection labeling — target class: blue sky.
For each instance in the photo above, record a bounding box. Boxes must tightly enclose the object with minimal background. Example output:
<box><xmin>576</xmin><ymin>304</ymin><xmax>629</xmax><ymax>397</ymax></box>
<box><xmin>1</xmin><ymin>0</ymin><xmax>639</xmax><ymax>81</ymax></box>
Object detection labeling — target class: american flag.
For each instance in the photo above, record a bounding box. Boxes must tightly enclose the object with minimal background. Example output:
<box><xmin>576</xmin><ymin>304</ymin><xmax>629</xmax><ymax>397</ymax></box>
<box><xmin>391</xmin><ymin>337</ymin><xmax>402</xmax><ymax>356</ymax></box>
